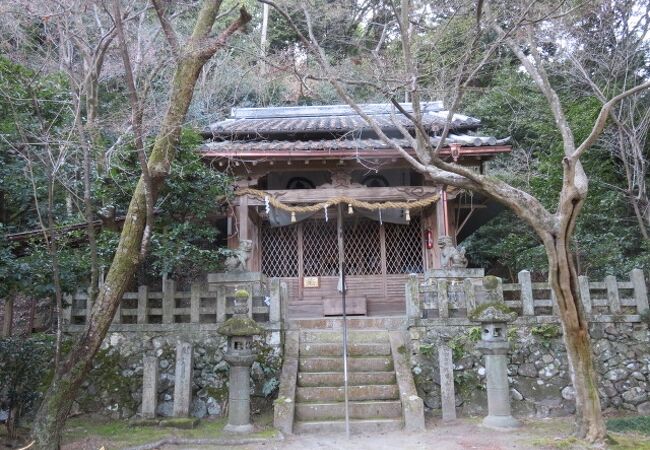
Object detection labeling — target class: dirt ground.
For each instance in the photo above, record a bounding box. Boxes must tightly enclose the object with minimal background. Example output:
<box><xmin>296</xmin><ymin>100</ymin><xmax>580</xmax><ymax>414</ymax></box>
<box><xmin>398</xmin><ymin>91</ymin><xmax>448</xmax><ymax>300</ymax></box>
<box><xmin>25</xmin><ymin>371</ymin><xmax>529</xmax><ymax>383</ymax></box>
<box><xmin>158</xmin><ymin>416</ymin><xmax>646</xmax><ymax>450</ymax></box>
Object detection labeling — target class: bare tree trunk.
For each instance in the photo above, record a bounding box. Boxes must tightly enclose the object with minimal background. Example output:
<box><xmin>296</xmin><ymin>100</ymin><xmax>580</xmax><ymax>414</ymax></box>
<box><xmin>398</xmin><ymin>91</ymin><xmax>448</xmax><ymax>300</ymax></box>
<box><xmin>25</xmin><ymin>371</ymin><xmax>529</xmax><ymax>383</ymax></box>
<box><xmin>29</xmin><ymin>3</ymin><xmax>250</xmax><ymax>448</ymax></box>
<box><xmin>545</xmin><ymin>232</ymin><xmax>606</xmax><ymax>441</ymax></box>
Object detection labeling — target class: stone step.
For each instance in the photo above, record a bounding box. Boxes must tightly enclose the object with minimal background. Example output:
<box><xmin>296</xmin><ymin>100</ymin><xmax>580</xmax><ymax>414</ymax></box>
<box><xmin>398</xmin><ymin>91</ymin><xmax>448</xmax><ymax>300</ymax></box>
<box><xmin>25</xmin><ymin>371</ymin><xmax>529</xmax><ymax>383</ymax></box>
<box><xmin>300</xmin><ymin>342</ymin><xmax>391</xmax><ymax>357</ymax></box>
<box><xmin>288</xmin><ymin>317</ymin><xmax>407</xmax><ymax>331</ymax></box>
<box><xmin>298</xmin><ymin>371</ymin><xmax>396</xmax><ymax>387</ymax></box>
<box><xmin>299</xmin><ymin>356</ymin><xmax>393</xmax><ymax>373</ymax></box>
<box><xmin>296</xmin><ymin>384</ymin><xmax>399</xmax><ymax>403</ymax></box>
<box><xmin>301</xmin><ymin>330</ymin><xmax>390</xmax><ymax>344</ymax></box>
<box><xmin>295</xmin><ymin>400</ymin><xmax>402</xmax><ymax>421</ymax></box>
<box><xmin>294</xmin><ymin>418</ymin><xmax>403</xmax><ymax>434</ymax></box>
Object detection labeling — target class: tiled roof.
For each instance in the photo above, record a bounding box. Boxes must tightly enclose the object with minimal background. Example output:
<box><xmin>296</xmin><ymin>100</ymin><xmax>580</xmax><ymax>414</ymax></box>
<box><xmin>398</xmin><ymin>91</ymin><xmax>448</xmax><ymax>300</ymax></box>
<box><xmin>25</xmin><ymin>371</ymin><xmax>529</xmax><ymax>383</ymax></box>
<box><xmin>199</xmin><ymin>135</ymin><xmax>510</xmax><ymax>155</ymax></box>
<box><xmin>205</xmin><ymin>102</ymin><xmax>481</xmax><ymax>137</ymax></box>
<box><xmin>207</xmin><ymin>111</ymin><xmax>480</xmax><ymax>136</ymax></box>
<box><xmin>200</xmin><ymin>102</ymin><xmax>509</xmax><ymax>158</ymax></box>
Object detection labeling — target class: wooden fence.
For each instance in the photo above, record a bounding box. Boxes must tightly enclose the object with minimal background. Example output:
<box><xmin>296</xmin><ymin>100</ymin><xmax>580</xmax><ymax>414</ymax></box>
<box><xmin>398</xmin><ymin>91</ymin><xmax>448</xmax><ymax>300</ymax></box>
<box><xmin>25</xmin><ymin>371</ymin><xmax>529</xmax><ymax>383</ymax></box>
<box><xmin>64</xmin><ymin>278</ymin><xmax>284</xmax><ymax>328</ymax></box>
<box><xmin>406</xmin><ymin>269</ymin><xmax>649</xmax><ymax>323</ymax></box>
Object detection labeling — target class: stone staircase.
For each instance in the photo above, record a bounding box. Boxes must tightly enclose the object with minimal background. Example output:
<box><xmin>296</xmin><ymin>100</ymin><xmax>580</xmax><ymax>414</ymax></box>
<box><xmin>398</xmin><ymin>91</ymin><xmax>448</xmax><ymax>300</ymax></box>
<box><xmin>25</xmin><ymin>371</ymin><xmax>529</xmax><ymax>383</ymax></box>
<box><xmin>274</xmin><ymin>320</ymin><xmax>425</xmax><ymax>435</ymax></box>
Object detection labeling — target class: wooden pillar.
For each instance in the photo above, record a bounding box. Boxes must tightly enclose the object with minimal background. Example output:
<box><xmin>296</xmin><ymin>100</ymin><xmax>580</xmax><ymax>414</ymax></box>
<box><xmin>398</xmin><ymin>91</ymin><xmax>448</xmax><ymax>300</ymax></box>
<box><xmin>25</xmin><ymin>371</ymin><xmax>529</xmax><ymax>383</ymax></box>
<box><xmin>421</xmin><ymin>205</ymin><xmax>438</xmax><ymax>271</ymax></box>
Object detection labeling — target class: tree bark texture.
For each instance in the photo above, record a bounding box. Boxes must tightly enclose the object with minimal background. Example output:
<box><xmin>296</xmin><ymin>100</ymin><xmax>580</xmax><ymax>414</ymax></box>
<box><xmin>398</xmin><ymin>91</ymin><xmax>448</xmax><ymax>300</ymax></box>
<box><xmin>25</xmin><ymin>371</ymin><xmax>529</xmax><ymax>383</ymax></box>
<box><xmin>544</xmin><ymin>226</ymin><xmax>606</xmax><ymax>441</ymax></box>
<box><xmin>30</xmin><ymin>3</ymin><xmax>250</xmax><ymax>448</ymax></box>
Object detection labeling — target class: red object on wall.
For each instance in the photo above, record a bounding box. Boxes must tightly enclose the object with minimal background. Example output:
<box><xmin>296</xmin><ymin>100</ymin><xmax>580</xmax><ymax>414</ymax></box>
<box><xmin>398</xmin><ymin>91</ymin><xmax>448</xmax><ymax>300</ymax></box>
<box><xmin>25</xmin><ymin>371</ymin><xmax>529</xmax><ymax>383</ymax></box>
<box><xmin>424</xmin><ymin>229</ymin><xmax>434</xmax><ymax>249</ymax></box>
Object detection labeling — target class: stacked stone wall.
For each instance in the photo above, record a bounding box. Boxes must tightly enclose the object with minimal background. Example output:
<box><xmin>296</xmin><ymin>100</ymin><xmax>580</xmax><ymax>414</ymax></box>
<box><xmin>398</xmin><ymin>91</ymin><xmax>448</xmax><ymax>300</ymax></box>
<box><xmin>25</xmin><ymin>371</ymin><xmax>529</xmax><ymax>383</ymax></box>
<box><xmin>409</xmin><ymin>321</ymin><xmax>650</xmax><ymax>418</ymax></box>
<box><xmin>71</xmin><ymin>328</ymin><xmax>282</xmax><ymax>420</ymax></box>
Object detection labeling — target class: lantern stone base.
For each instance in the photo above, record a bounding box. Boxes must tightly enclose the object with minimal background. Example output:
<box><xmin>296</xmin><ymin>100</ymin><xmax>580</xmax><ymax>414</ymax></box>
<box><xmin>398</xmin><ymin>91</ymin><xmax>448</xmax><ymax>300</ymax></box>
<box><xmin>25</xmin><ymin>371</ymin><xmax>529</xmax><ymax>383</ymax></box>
<box><xmin>224</xmin><ymin>423</ymin><xmax>255</xmax><ymax>433</ymax></box>
<box><xmin>482</xmin><ymin>414</ymin><xmax>521</xmax><ymax>429</ymax></box>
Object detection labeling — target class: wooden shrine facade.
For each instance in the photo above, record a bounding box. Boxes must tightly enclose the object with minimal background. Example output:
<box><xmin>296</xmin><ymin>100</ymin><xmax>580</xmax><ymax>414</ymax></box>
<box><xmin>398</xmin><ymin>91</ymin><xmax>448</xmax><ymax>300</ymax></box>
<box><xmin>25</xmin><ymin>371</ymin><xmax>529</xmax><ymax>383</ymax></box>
<box><xmin>199</xmin><ymin>102</ymin><xmax>511</xmax><ymax>318</ymax></box>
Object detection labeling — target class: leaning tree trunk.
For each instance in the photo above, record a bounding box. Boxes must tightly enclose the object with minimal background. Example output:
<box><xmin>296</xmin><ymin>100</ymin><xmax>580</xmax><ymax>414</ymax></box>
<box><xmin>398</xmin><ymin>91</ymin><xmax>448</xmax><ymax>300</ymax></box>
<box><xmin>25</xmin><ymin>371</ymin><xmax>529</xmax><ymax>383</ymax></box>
<box><xmin>30</xmin><ymin>3</ymin><xmax>250</xmax><ymax>448</ymax></box>
<box><xmin>544</xmin><ymin>221</ymin><xmax>606</xmax><ymax>442</ymax></box>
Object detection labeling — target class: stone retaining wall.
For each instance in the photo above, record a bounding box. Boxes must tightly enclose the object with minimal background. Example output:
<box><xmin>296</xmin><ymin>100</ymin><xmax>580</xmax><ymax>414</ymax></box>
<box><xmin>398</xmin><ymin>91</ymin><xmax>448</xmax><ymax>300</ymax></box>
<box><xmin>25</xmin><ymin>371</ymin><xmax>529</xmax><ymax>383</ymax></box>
<box><xmin>408</xmin><ymin>321</ymin><xmax>650</xmax><ymax>418</ymax></box>
<box><xmin>72</xmin><ymin>327</ymin><xmax>282</xmax><ymax>420</ymax></box>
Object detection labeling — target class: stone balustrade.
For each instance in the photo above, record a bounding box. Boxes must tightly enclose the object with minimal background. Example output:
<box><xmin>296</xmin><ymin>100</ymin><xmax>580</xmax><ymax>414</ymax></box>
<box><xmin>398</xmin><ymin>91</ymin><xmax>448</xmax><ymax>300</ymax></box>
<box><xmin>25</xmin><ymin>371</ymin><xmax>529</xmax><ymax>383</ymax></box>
<box><xmin>406</xmin><ymin>269</ymin><xmax>649</xmax><ymax>324</ymax></box>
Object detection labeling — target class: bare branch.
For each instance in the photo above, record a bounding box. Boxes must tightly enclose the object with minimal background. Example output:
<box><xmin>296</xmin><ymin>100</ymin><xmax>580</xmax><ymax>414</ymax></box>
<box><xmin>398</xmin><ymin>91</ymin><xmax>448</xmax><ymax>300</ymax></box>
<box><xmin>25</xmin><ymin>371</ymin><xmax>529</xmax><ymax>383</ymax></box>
<box><xmin>151</xmin><ymin>0</ymin><xmax>180</xmax><ymax>58</ymax></box>
<box><xmin>572</xmin><ymin>80</ymin><xmax>650</xmax><ymax>160</ymax></box>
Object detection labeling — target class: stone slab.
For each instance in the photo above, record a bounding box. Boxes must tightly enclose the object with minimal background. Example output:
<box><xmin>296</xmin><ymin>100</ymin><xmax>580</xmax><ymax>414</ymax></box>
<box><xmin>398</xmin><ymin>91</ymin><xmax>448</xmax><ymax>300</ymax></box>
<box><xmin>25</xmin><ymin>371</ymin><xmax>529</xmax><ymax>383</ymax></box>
<box><xmin>301</xmin><ymin>330</ymin><xmax>389</xmax><ymax>344</ymax></box>
<box><xmin>295</xmin><ymin>400</ymin><xmax>402</xmax><ymax>421</ymax></box>
<box><xmin>141</xmin><ymin>356</ymin><xmax>158</xmax><ymax>419</ymax></box>
<box><xmin>323</xmin><ymin>297</ymin><xmax>367</xmax><ymax>316</ymax></box>
<box><xmin>207</xmin><ymin>272</ymin><xmax>265</xmax><ymax>288</ymax></box>
<box><xmin>173</xmin><ymin>342</ymin><xmax>193</xmax><ymax>417</ymax></box>
<box><xmin>298</xmin><ymin>371</ymin><xmax>396</xmax><ymax>387</ymax></box>
<box><xmin>299</xmin><ymin>356</ymin><xmax>393</xmax><ymax>373</ymax></box>
<box><xmin>388</xmin><ymin>331</ymin><xmax>425</xmax><ymax>432</ymax></box>
<box><xmin>293</xmin><ymin>418</ymin><xmax>402</xmax><ymax>434</ymax></box>
<box><xmin>273</xmin><ymin>331</ymin><xmax>299</xmax><ymax>434</ymax></box>
<box><xmin>299</xmin><ymin>342</ymin><xmax>391</xmax><ymax>357</ymax></box>
<box><xmin>296</xmin><ymin>384</ymin><xmax>399</xmax><ymax>402</ymax></box>
<box><xmin>427</xmin><ymin>268</ymin><xmax>485</xmax><ymax>279</ymax></box>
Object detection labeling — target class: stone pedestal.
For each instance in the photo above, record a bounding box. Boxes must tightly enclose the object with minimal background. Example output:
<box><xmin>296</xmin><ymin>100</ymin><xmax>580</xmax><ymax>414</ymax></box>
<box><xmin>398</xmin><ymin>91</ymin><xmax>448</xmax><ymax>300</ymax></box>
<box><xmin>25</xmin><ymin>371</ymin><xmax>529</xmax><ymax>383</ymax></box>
<box><xmin>471</xmin><ymin>303</ymin><xmax>520</xmax><ymax>429</ymax></box>
<box><xmin>217</xmin><ymin>294</ymin><xmax>264</xmax><ymax>434</ymax></box>
<box><xmin>223</xmin><ymin>353</ymin><xmax>257</xmax><ymax>433</ymax></box>
<box><xmin>477</xmin><ymin>340</ymin><xmax>520</xmax><ymax>429</ymax></box>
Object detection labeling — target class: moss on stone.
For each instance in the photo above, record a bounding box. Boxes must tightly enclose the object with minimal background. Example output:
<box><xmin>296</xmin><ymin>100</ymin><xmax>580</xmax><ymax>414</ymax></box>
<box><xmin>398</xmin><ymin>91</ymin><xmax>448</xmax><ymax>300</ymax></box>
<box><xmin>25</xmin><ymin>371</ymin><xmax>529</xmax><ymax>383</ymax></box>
<box><xmin>234</xmin><ymin>289</ymin><xmax>250</xmax><ymax>299</ymax></box>
<box><xmin>397</xmin><ymin>345</ymin><xmax>407</xmax><ymax>355</ymax></box>
<box><xmin>217</xmin><ymin>316</ymin><xmax>263</xmax><ymax>336</ymax></box>
<box><xmin>468</xmin><ymin>301</ymin><xmax>515</xmax><ymax>322</ymax></box>
<box><xmin>159</xmin><ymin>417</ymin><xmax>200</xmax><ymax>429</ymax></box>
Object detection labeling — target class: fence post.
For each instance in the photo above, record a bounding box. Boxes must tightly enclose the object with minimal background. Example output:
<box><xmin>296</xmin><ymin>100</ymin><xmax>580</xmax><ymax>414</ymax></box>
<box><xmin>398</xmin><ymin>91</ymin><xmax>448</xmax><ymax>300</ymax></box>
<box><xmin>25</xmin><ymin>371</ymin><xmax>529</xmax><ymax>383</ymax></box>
<box><xmin>405</xmin><ymin>274</ymin><xmax>421</xmax><ymax>320</ymax></box>
<box><xmin>269</xmin><ymin>278</ymin><xmax>281</xmax><ymax>323</ymax></box>
<box><xmin>518</xmin><ymin>270</ymin><xmax>534</xmax><ymax>316</ymax></box>
<box><xmin>190</xmin><ymin>282</ymin><xmax>201</xmax><ymax>324</ymax></box>
<box><xmin>463</xmin><ymin>278</ymin><xmax>476</xmax><ymax>313</ymax></box>
<box><xmin>605</xmin><ymin>275</ymin><xmax>621</xmax><ymax>315</ymax></box>
<box><xmin>61</xmin><ymin>295</ymin><xmax>72</xmax><ymax>326</ymax></box>
<box><xmin>137</xmin><ymin>285</ymin><xmax>148</xmax><ymax>324</ymax></box>
<box><xmin>550</xmin><ymin>288</ymin><xmax>559</xmax><ymax>316</ymax></box>
<box><xmin>216</xmin><ymin>285</ymin><xmax>226</xmax><ymax>323</ymax></box>
<box><xmin>437</xmin><ymin>280</ymin><xmax>449</xmax><ymax>319</ymax></box>
<box><xmin>578</xmin><ymin>275</ymin><xmax>592</xmax><ymax>315</ymax></box>
<box><xmin>630</xmin><ymin>269</ymin><xmax>649</xmax><ymax>314</ymax></box>
<box><xmin>163</xmin><ymin>279</ymin><xmax>175</xmax><ymax>324</ymax></box>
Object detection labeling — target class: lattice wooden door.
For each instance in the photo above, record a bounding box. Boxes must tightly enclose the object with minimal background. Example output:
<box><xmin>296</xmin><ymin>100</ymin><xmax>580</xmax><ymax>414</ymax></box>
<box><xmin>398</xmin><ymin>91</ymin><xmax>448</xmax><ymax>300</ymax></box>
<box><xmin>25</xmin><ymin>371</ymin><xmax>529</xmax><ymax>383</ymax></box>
<box><xmin>261</xmin><ymin>217</ymin><xmax>423</xmax><ymax>279</ymax></box>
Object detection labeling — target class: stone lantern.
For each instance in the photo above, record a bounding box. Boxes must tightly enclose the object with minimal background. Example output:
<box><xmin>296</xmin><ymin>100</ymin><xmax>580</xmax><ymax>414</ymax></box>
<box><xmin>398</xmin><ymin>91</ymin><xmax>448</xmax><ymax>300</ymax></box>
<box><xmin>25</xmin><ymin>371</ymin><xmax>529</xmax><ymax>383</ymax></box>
<box><xmin>218</xmin><ymin>288</ymin><xmax>263</xmax><ymax>433</ymax></box>
<box><xmin>470</xmin><ymin>303</ymin><xmax>520</xmax><ymax>429</ymax></box>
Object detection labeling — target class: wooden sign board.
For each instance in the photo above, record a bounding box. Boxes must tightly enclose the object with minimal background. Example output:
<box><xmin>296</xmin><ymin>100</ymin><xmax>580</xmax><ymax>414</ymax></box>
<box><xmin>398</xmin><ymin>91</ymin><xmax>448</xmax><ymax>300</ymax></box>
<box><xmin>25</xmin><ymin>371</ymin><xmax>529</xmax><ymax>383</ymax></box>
<box><xmin>303</xmin><ymin>277</ymin><xmax>320</xmax><ymax>288</ymax></box>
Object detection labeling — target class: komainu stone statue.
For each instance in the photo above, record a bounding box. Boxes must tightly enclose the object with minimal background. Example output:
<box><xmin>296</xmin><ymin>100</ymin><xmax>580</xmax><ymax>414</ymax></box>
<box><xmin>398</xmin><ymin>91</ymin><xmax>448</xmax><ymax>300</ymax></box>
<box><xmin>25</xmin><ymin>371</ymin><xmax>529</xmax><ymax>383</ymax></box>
<box><xmin>438</xmin><ymin>235</ymin><xmax>468</xmax><ymax>269</ymax></box>
<box><xmin>224</xmin><ymin>240</ymin><xmax>253</xmax><ymax>272</ymax></box>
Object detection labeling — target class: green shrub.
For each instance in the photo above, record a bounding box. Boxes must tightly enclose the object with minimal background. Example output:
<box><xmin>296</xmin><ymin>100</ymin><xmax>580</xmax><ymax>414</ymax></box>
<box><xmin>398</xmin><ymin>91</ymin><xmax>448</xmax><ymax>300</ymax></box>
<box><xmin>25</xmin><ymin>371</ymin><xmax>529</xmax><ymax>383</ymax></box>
<box><xmin>607</xmin><ymin>416</ymin><xmax>650</xmax><ymax>435</ymax></box>
<box><xmin>0</xmin><ymin>335</ymin><xmax>54</xmax><ymax>438</ymax></box>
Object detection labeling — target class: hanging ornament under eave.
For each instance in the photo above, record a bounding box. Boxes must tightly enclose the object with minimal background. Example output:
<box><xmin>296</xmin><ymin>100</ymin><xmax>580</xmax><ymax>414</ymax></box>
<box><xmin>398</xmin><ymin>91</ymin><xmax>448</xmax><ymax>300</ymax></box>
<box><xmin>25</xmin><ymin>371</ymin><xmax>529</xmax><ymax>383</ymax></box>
<box><xmin>405</xmin><ymin>208</ymin><xmax>411</xmax><ymax>222</ymax></box>
<box><xmin>291</xmin><ymin>211</ymin><xmax>296</xmax><ymax>223</ymax></box>
<box><xmin>264</xmin><ymin>195</ymin><xmax>270</xmax><ymax>214</ymax></box>
<box><xmin>348</xmin><ymin>203</ymin><xmax>353</xmax><ymax>215</ymax></box>
<box><xmin>324</xmin><ymin>204</ymin><xmax>329</xmax><ymax>222</ymax></box>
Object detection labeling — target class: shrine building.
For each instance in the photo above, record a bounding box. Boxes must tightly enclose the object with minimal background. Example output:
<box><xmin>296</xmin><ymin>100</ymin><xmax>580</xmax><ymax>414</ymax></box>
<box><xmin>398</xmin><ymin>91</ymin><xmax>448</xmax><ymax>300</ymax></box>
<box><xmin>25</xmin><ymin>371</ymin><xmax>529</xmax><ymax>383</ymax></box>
<box><xmin>199</xmin><ymin>102</ymin><xmax>510</xmax><ymax>318</ymax></box>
